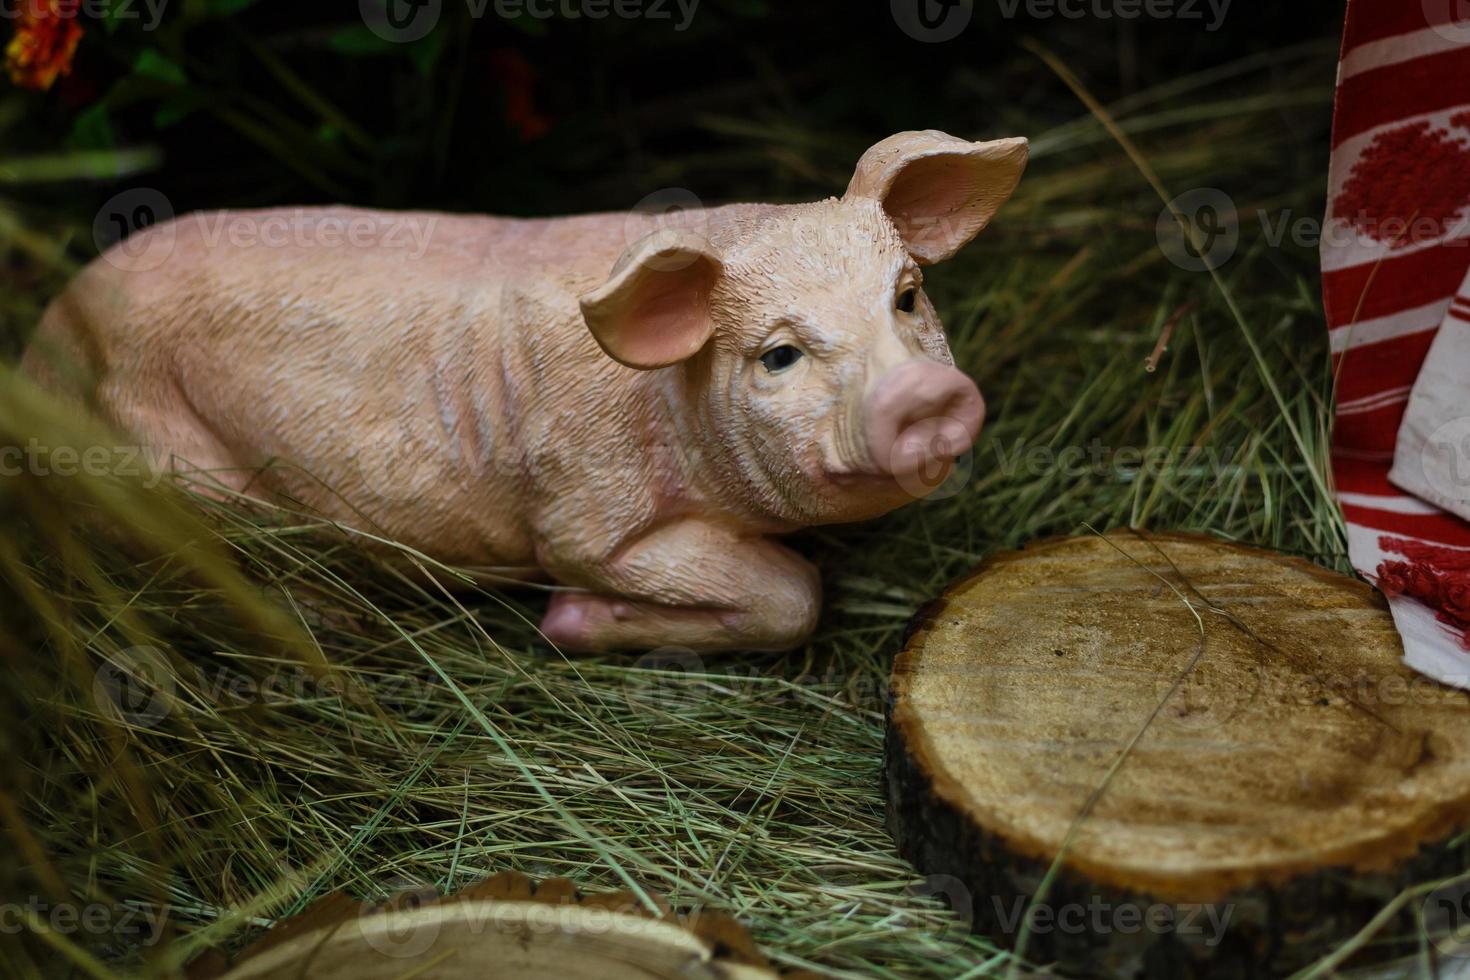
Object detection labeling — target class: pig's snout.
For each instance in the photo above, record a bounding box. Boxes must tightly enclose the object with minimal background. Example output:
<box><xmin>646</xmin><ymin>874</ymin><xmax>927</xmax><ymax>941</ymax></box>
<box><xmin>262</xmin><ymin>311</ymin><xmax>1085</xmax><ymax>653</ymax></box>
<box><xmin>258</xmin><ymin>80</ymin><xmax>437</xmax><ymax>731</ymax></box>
<box><xmin>863</xmin><ymin>359</ymin><xmax>984</xmax><ymax>479</ymax></box>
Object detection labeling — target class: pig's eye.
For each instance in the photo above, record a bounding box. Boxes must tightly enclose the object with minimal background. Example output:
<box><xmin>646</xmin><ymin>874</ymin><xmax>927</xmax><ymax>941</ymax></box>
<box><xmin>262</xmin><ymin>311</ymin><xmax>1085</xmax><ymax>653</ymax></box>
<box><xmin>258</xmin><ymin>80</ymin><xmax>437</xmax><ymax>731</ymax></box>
<box><xmin>759</xmin><ymin>345</ymin><xmax>804</xmax><ymax>373</ymax></box>
<box><xmin>897</xmin><ymin>288</ymin><xmax>918</xmax><ymax>314</ymax></box>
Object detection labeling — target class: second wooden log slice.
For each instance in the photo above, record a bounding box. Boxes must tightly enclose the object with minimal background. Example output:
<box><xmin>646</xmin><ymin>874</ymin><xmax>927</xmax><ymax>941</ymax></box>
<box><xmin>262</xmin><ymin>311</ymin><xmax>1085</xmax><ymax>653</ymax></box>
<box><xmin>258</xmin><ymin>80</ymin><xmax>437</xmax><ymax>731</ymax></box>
<box><xmin>886</xmin><ymin>531</ymin><xmax>1470</xmax><ymax>977</ymax></box>
<box><xmin>199</xmin><ymin>871</ymin><xmax>798</xmax><ymax>980</ymax></box>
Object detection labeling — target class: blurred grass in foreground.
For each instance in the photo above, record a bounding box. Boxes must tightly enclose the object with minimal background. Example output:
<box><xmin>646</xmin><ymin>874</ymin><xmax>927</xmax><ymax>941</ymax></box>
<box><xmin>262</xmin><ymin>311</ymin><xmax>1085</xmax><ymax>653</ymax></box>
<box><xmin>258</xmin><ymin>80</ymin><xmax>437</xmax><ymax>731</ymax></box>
<box><xmin>3</xmin><ymin>39</ymin><xmax>1446</xmax><ymax>980</ymax></box>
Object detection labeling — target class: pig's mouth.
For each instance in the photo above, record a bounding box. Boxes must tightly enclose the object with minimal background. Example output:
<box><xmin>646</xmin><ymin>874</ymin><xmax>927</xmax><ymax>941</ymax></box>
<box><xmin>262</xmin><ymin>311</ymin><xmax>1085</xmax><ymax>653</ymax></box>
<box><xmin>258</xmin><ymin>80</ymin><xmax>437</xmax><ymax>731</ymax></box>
<box><xmin>825</xmin><ymin>455</ymin><xmax>964</xmax><ymax>503</ymax></box>
<box><xmin>826</xmin><ymin>469</ymin><xmax>900</xmax><ymax>491</ymax></box>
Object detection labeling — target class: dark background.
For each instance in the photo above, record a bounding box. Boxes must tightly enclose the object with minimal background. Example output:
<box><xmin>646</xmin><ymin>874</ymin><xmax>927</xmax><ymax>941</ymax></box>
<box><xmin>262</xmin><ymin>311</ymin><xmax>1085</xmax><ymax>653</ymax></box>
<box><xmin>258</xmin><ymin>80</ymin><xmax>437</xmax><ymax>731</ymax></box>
<box><xmin>9</xmin><ymin>0</ymin><xmax>1341</xmax><ymax>220</ymax></box>
<box><xmin>0</xmin><ymin>5</ymin><xmax>1375</xmax><ymax>977</ymax></box>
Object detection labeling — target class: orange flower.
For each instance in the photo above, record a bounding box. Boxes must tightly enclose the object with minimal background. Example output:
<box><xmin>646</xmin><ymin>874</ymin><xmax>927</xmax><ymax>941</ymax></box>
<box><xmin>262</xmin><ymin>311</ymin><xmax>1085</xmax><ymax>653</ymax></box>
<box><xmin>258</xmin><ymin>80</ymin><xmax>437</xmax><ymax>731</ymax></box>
<box><xmin>5</xmin><ymin>0</ymin><xmax>84</xmax><ymax>92</ymax></box>
<box><xmin>488</xmin><ymin>49</ymin><xmax>552</xmax><ymax>143</ymax></box>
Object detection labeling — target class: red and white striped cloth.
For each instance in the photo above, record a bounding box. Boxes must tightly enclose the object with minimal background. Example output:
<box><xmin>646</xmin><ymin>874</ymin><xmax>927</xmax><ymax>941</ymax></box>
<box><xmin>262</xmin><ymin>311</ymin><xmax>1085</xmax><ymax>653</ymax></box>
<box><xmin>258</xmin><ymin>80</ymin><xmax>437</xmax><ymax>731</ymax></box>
<box><xmin>1324</xmin><ymin>0</ymin><xmax>1470</xmax><ymax>688</ymax></box>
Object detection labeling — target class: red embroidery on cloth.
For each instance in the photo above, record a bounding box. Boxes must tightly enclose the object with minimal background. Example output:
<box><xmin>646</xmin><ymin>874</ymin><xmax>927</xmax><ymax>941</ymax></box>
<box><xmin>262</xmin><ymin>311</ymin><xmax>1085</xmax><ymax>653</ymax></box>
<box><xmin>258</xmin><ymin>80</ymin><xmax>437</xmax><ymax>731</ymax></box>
<box><xmin>1375</xmin><ymin>536</ymin><xmax>1470</xmax><ymax>646</ymax></box>
<box><xmin>1333</xmin><ymin>120</ymin><xmax>1470</xmax><ymax>248</ymax></box>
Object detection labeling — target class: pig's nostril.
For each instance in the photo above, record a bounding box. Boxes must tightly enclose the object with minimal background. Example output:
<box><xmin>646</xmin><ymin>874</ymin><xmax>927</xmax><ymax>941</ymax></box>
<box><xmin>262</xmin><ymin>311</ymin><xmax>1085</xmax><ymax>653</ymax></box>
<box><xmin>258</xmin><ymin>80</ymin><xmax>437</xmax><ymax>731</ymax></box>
<box><xmin>863</xmin><ymin>359</ymin><xmax>984</xmax><ymax>477</ymax></box>
<box><xmin>890</xmin><ymin>415</ymin><xmax>974</xmax><ymax>475</ymax></box>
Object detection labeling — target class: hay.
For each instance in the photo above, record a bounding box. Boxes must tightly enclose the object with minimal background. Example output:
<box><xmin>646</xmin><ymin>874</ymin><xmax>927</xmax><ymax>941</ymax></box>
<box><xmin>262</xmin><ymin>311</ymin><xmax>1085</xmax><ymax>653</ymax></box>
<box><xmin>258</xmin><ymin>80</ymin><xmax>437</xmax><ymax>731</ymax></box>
<box><xmin>3</xmin><ymin>39</ymin><xmax>1451</xmax><ymax>979</ymax></box>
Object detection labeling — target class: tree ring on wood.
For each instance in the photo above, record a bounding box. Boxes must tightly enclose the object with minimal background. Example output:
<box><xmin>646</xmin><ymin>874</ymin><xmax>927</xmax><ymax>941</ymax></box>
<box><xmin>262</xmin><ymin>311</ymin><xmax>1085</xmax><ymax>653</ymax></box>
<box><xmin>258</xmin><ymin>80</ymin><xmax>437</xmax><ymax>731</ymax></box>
<box><xmin>885</xmin><ymin>531</ymin><xmax>1470</xmax><ymax>976</ymax></box>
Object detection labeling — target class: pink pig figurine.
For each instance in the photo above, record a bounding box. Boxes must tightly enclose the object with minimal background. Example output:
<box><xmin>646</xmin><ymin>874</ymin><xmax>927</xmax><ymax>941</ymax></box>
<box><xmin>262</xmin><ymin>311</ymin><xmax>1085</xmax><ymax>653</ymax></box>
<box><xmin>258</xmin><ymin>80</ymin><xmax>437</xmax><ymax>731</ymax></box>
<box><xmin>23</xmin><ymin>130</ymin><xmax>1027</xmax><ymax>652</ymax></box>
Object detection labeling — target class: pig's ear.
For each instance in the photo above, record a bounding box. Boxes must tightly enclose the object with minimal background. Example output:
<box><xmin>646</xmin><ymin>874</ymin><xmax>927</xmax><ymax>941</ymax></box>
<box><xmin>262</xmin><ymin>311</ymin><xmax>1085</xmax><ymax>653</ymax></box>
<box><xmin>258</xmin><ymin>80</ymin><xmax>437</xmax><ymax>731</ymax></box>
<box><xmin>579</xmin><ymin>230</ymin><xmax>722</xmax><ymax>370</ymax></box>
<box><xmin>845</xmin><ymin>130</ymin><xmax>1028</xmax><ymax>265</ymax></box>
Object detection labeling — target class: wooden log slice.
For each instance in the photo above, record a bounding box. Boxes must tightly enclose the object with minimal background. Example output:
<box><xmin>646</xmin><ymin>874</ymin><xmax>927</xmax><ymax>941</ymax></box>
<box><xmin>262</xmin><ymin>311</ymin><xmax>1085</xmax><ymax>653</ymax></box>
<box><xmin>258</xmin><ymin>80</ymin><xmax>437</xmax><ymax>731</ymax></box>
<box><xmin>193</xmin><ymin>872</ymin><xmax>804</xmax><ymax>980</ymax></box>
<box><xmin>886</xmin><ymin>531</ymin><xmax>1470</xmax><ymax>978</ymax></box>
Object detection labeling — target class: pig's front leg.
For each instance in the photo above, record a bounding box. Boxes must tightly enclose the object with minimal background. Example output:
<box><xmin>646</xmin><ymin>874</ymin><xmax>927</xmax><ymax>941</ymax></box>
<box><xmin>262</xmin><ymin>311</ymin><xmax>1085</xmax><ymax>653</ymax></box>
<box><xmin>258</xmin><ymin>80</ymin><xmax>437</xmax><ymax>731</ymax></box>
<box><xmin>538</xmin><ymin>522</ymin><xmax>820</xmax><ymax>653</ymax></box>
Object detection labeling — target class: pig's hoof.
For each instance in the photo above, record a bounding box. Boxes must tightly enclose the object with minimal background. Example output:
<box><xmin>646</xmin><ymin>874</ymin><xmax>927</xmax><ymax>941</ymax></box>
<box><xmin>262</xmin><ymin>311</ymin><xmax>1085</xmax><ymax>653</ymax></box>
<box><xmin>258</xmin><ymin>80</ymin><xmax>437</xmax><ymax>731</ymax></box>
<box><xmin>540</xmin><ymin>592</ymin><xmax>613</xmax><ymax>651</ymax></box>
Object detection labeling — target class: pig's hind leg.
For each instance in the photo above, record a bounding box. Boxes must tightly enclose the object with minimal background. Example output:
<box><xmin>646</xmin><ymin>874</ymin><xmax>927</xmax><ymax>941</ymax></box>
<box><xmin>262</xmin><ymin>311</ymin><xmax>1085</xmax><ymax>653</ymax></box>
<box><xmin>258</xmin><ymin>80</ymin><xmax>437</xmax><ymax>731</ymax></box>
<box><xmin>539</xmin><ymin>522</ymin><xmax>820</xmax><ymax>653</ymax></box>
<box><xmin>100</xmin><ymin>380</ymin><xmax>260</xmax><ymax>500</ymax></box>
<box><xmin>23</xmin><ymin>310</ymin><xmax>256</xmax><ymax>501</ymax></box>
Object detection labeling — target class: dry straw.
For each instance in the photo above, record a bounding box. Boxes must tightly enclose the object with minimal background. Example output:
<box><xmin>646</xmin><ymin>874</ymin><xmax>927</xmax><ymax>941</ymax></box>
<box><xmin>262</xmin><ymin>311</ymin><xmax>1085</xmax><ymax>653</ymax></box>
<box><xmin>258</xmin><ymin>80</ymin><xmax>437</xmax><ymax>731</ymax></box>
<box><xmin>3</xmin><ymin>39</ymin><xmax>1444</xmax><ymax>980</ymax></box>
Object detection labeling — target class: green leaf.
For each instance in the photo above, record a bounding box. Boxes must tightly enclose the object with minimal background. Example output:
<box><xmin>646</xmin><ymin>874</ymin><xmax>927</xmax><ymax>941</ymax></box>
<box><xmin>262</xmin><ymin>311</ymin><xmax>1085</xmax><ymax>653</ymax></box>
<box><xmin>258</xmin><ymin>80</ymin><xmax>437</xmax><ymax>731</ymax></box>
<box><xmin>132</xmin><ymin>49</ymin><xmax>188</xmax><ymax>86</ymax></box>
<box><xmin>0</xmin><ymin>147</ymin><xmax>162</xmax><ymax>183</ymax></box>
<box><xmin>154</xmin><ymin>91</ymin><xmax>207</xmax><ymax>128</ymax></box>
<box><xmin>408</xmin><ymin>27</ymin><xmax>448</xmax><ymax>75</ymax></box>
<box><xmin>327</xmin><ymin>24</ymin><xmax>400</xmax><ymax>56</ymax></box>
<box><xmin>66</xmin><ymin>103</ymin><xmax>114</xmax><ymax>151</ymax></box>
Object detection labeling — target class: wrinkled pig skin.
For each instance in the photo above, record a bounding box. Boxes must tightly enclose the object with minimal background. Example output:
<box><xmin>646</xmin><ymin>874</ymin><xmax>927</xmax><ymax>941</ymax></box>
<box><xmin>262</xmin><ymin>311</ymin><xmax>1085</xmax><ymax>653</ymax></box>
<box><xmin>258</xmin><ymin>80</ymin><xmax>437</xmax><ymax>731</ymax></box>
<box><xmin>23</xmin><ymin>130</ymin><xmax>1027</xmax><ymax>652</ymax></box>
